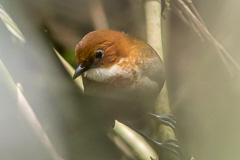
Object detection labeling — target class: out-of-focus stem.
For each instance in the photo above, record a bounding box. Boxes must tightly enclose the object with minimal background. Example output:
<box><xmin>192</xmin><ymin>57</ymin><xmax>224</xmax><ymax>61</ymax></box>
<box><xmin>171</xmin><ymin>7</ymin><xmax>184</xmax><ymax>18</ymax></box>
<box><xmin>55</xmin><ymin>49</ymin><xmax>84</xmax><ymax>92</ymax></box>
<box><xmin>0</xmin><ymin>59</ymin><xmax>64</xmax><ymax>160</ymax></box>
<box><xmin>89</xmin><ymin>0</ymin><xmax>109</xmax><ymax>30</ymax></box>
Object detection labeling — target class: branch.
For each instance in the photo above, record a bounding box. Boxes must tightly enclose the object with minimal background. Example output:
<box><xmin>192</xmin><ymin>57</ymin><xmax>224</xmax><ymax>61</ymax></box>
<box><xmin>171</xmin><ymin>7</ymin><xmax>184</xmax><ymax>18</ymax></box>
<box><xmin>145</xmin><ymin>0</ymin><xmax>178</xmax><ymax>159</ymax></box>
<box><xmin>171</xmin><ymin>0</ymin><xmax>240</xmax><ymax>76</ymax></box>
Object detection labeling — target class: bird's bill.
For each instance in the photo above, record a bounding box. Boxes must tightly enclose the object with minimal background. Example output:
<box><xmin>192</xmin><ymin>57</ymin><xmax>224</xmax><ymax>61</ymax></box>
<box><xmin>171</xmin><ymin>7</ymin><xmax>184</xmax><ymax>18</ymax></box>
<box><xmin>73</xmin><ymin>65</ymin><xmax>88</xmax><ymax>79</ymax></box>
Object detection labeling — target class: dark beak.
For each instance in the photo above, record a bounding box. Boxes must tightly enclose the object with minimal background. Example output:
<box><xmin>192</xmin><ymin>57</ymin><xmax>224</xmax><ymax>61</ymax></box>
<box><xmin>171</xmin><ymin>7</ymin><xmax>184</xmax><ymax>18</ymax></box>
<box><xmin>73</xmin><ymin>65</ymin><xmax>88</xmax><ymax>80</ymax></box>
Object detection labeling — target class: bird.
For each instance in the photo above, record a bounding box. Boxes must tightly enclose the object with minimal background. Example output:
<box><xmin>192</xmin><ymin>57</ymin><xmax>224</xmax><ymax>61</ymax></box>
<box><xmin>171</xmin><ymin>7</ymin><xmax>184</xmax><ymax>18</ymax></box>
<box><xmin>73</xmin><ymin>30</ymin><xmax>179</xmax><ymax>157</ymax></box>
<box><xmin>73</xmin><ymin>29</ymin><xmax>164</xmax><ymax>119</ymax></box>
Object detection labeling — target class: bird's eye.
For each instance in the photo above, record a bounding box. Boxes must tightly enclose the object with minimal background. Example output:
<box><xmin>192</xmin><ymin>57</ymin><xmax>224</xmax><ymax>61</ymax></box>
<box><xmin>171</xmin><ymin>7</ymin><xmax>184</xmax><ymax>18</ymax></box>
<box><xmin>95</xmin><ymin>50</ymin><xmax>104</xmax><ymax>59</ymax></box>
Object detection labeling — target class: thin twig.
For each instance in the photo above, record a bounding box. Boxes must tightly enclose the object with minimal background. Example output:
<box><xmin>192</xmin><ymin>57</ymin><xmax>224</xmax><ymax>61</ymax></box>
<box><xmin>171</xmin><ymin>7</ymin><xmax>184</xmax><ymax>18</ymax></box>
<box><xmin>171</xmin><ymin>0</ymin><xmax>240</xmax><ymax>76</ymax></box>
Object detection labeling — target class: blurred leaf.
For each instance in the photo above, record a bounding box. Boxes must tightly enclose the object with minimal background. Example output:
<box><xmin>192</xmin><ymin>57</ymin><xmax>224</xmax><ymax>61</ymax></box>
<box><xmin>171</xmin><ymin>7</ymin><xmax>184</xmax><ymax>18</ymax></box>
<box><xmin>55</xmin><ymin>49</ymin><xmax>84</xmax><ymax>92</ymax></box>
<box><xmin>0</xmin><ymin>5</ymin><xmax>25</xmax><ymax>42</ymax></box>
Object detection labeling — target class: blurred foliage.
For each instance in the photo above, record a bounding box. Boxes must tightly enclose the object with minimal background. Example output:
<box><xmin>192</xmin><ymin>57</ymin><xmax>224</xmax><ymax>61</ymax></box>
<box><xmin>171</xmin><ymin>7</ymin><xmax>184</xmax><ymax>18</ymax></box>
<box><xmin>62</xmin><ymin>48</ymin><xmax>76</xmax><ymax>67</ymax></box>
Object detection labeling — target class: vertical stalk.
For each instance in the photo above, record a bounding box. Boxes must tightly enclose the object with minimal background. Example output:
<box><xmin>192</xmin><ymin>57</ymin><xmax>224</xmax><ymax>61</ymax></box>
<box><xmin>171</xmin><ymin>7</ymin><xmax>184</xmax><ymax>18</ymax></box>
<box><xmin>89</xmin><ymin>0</ymin><xmax>109</xmax><ymax>29</ymax></box>
<box><xmin>145</xmin><ymin>0</ymin><xmax>178</xmax><ymax>159</ymax></box>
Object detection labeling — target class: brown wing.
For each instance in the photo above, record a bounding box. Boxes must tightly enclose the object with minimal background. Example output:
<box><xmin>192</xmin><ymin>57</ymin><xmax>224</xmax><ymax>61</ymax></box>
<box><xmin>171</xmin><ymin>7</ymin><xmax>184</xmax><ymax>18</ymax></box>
<box><xmin>134</xmin><ymin>41</ymin><xmax>165</xmax><ymax>91</ymax></box>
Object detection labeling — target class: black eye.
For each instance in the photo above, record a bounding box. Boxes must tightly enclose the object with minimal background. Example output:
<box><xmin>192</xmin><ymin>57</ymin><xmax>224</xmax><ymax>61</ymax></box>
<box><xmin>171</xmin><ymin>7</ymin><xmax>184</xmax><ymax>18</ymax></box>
<box><xmin>95</xmin><ymin>50</ymin><xmax>104</xmax><ymax>59</ymax></box>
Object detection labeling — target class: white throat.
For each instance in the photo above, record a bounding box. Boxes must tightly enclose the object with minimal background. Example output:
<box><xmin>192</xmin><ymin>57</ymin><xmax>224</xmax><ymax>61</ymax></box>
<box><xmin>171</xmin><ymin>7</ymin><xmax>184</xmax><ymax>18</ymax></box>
<box><xmin>83</xmin><ymin>65</ymin><xmax>130</xmax><ymax>82</ymax></box>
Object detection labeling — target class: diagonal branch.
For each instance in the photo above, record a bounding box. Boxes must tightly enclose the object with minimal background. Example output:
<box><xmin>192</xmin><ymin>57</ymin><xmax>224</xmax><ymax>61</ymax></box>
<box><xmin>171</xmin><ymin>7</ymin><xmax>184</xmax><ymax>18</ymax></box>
<box><xmin>171</xmin><ymin>0</ymin><xmax>240</xmax><ymax>76</ymax></box>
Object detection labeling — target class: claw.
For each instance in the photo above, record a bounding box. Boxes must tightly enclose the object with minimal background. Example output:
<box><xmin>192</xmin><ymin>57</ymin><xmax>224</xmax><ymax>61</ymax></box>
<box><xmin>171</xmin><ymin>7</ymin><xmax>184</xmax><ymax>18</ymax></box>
<box><xmin>149</xmin><ymin>112</ymin><xmax>177</xmax><ymax>131</ymax></box>
<box><xmin>153</xmin><ymin>139</ymin><xmax>181</xmax><ymax>158</ymax></box>
<box><xmin>121</xmin><ymin>121</ymin><xmax>182</xmax><ymax>159</ymax></box>
<box><xmin>149</xmin><ymin>113</ymin><xmax>177</xmax><ymax>123</ymax></box>
<box><xmin>164</xmin><ymin>139</ymin><xmax>178</xmax><ymax>144</ymax></box>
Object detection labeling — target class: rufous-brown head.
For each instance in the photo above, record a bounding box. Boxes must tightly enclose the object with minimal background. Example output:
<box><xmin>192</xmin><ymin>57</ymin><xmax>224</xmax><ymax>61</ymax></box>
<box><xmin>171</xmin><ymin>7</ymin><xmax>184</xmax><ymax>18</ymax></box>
<box><xmin>73</xmin><ymin>30</ymin><xmax>132</xmax><ymax>79</ymax></box>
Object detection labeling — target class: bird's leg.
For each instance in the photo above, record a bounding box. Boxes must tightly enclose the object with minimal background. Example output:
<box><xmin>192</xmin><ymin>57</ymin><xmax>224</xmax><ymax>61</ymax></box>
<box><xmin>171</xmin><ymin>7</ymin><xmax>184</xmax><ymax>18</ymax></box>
<box><xmin>149</xmin><ymin>112</ymin><xmax>177</xmax><ymax>132</ymax></box>
<box><xmin>121</xmin><ymin>121</ymin><xmax>182</xmax><ymax>159</ymax></box>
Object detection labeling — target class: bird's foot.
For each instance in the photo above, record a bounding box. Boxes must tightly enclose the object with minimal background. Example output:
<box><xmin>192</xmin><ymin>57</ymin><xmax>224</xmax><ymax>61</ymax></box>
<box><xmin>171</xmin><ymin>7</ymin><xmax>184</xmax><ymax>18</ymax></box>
<box><xmin>149</xmin><ymin>112</ymin><xmax>177</xmax><ymax>131</ymax></box>
<box><xmin>150</xmin><ymin>139</ymin><xmax>182</xmax><ymax>160</ymax></box>
<box><xmin>153</xmin><ymin>139</ymin><xmax>182</xmax><ymax>158</ymax></box>
<box><xmin>123</xmin><ymin>121</ymin><xmax>182</xmax><ymax>159</ymax></box>
<box><xmin>144</xmin><ymin>135</ymin><xmax>182</xmax><ymax>159</ymax></box>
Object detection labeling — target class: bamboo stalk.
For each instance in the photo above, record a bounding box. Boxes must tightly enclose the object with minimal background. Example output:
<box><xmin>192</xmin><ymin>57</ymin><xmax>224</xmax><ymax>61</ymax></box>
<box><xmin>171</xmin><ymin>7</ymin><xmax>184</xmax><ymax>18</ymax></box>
<box><xmin>145</xmin><ymin>0</ymin><xmax>178</xmax><ymax>159</ymax></box>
